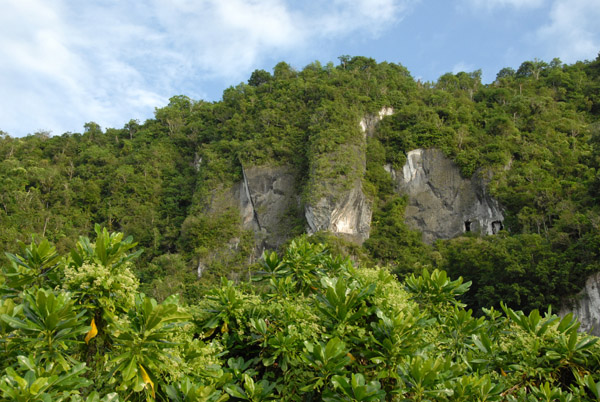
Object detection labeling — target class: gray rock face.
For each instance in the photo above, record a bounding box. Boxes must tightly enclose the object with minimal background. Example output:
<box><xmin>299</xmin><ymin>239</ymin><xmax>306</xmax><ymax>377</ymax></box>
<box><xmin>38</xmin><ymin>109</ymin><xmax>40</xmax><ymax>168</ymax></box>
<box><xmin>235</xmin><ymin>165</ymin><xmax>301</xmax><ymax>250</ymax></box>
<box><xmin>236</xmin><ymin>164</ymin><xmax>373</xmax><ymax>248</ymax></box>
<box><xmin>305</xmin><ymin>184</ymin><xmax>372</xmax><ymax>244</ymax></box>
<box><xmin>388</xmin><ymin>148</ymin><xmax>504</xmax><ymax>243</ymax></box>
<box><xmin>560</xmin><ymin>272</ymin><xmax>600</xmax><ymax>336</ymax></box>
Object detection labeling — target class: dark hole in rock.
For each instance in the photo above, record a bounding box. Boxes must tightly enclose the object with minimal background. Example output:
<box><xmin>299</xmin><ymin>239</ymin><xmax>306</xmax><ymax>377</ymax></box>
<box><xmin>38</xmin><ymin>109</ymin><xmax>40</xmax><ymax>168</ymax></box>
<box><xmin>492</xmin><ymin>220</ymin><xmax>503</xmax><ymax>234</ymax></box>
<box><xmin>464</xmin><ymin>221</ymin><xmax>472</xmax><ymax>232</ymax></box>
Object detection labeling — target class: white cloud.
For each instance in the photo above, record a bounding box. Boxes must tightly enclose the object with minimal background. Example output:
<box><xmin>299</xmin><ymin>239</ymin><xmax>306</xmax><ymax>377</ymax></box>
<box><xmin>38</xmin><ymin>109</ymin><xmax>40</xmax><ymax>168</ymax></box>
<box><xmin>466</xmin><ymin>0</ymin><xmax>545</xmax><ymax>9</ymax></box>
<box><xmin>150</xmin><ymin>0</ymin><xmax>302</xmax><ymax>78</ymax></box>
<box><xmin>0</xmin><ymin>0</ymin><xmax>416</xmax><ymax>136</ymax></box>
<box><xmin>149</xmin><ymin>0</ymin><xmax>417</xmax><ymax>78</ymax></box>
<box><xmin>0</xmin><ymin>0</ymin><xmax>168</xmax><ymax>136</ymax></box>
<box><xmin>536</xmin><ymin>0</ymin><xmax>600</xmax><ymax>63</ymax></box>
<box><xmin>317</xmin><ymin>0</ymin><xmax>413</xmax><ymax>36</ymax></box>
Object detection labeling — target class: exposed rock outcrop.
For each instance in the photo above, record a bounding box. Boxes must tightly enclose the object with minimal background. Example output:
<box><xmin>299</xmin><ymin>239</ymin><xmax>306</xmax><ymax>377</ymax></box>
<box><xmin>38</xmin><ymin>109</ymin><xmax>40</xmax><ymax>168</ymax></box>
<box><xmin>359</xmin><ymin>107</ymin><xmax>393</xmax><ymax>138</ymax></box>
<box><xmin>387</xmin><ymin>148</ymin><xmax>504</xmax><ymax>243</ymax></box>
<box><xmin>229</xmin><ymin>107</ymin><xmax>395</xmax><ymax>246</ymax></box>
<box><xmin>560</xmin><ymin>272</ymin><xmax>600</xmax><ymax>336</ymax></box>
<box><xmin>220</xmin><ymin>109</ymin><xmax>504</xmax><ymax>249</ymax></box>
<box><xmin>236</xmin><ymin>165</ymin><xmax>301</xmax><ymax>250</ymax></box>
<box><xmin>305</xmin><ymin>184</ymin><xmax>372</xmax><ymax>244</ymax></box>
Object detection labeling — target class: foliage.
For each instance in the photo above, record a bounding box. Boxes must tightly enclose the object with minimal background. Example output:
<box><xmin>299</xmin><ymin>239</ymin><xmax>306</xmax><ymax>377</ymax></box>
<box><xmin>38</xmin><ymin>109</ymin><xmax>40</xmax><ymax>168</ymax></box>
<box><xmin>364</xmin><ymin>197</ymin><xmax>434</xmax><ymax>276</ymax></box>
<box><xmin>2</xmin><ymin>54</ymin><xmax>600</xmax><ymax>331</ymax></box>
<box><xmin>1</xmin><ymin>288</ymin><xmax>88</xmax><ymax>369</ymax></box>
<box><xmin>0</xmin><ymin>230</ymin><xmax>600</xmax><ymax>400</ymax></box>
<box><xmin>2</xmin><ymin>237</ymin><xmax>61</xmax><ymax>295</ymax></box>
<box><xmin>437</xmin><ymin>234</ymin><xmax>592</xmax><ymax>312</ymax></box>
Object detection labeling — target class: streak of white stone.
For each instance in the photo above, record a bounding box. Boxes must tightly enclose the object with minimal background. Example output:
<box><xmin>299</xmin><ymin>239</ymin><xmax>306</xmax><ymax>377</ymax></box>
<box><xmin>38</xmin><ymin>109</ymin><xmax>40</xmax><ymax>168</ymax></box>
<box><xmin>379</xmin><ymin>107</ymin><xmax>393</xmax><ymax>119</ymax></box>
<box><xmin>359</xmin><ymin>106</ymin><xmax>394</xmax><ymax>133</ymax></box>
<box><xmin>403</xmin><ymin>149</ymin><xmax>423</xmax><ymax>183</ymax></box>
<box><xmin>359</xmin><ymin>120</ymin><xmax>367</xmax><ymax>133</ymax></box>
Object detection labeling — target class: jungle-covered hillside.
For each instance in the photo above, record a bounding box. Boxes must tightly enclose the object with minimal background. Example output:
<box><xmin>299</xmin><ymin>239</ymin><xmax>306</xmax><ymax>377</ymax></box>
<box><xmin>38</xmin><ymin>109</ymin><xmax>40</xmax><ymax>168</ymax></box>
<box><xmin>1</xmin><ymin>55</ymin><xmax>600</xmax><ymax>314</ymax></box>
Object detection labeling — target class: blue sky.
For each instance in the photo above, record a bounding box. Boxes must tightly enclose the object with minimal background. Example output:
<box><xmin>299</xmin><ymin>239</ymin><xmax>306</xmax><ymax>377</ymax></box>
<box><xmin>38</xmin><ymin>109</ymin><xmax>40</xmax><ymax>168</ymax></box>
<box><xmin>1</xmin><ymin>0</ymin><xmax>599</xmax><ymax>137</ymax></box>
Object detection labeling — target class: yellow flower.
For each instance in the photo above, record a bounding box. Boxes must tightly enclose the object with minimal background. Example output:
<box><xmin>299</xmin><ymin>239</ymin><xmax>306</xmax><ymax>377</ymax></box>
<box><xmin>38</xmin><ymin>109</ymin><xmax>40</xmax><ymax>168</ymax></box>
<box><xmin>85</xmin><ymin>318</ymin><xmax>98</xmax><ymax>344</ymax></box>
<box><xmin>139</xmin><ymin>364</ymin><xmax>155</xmax><ymax>398</ymax></box>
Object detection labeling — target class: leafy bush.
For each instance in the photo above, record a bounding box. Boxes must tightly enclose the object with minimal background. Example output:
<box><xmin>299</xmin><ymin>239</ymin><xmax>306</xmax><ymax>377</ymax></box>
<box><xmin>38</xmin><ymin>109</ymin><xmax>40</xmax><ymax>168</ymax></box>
<box><xmin>1</xmin><ymin>230</ymin><xmax>600</xmax><ymax>400</ymax></box>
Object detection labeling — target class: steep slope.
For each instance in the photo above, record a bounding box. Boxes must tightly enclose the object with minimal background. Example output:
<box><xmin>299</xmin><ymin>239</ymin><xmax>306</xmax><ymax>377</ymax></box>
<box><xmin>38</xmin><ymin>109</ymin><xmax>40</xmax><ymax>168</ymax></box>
<box><xmin>388</xmin><ymin>148</ymin><xmax>504</xmax><ymax>243</ymax></box>
<box><xmin>1</xmin><ymin>55</ymin><xmax>599</xmax><ymax>319</ymax></box>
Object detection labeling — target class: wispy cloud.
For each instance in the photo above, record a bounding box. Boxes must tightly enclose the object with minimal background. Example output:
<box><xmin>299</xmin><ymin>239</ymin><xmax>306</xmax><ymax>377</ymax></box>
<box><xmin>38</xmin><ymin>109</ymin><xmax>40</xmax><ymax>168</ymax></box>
<box><xmin>452</xmin><ymin>62</ymin><xmax>476</xmax><ymax>74</ymax></box>
<box><xmin>465</xmin><ymin>0</ymin><xmax>545</xmax><ymax>9</ymax></box>
<box><xmin>536</xmin><ymin>0</ymin><xmax>600</xmax><ymax>62</ymax></box>
<box><xmin>315</xmin><ymin>0</ymin><xmax>414</xmax><ymax>36</ymax></box>
<box><xmin>0</xmin><ymin>0</ymin><xmax>416</xmax><ymax>136</ymax></box>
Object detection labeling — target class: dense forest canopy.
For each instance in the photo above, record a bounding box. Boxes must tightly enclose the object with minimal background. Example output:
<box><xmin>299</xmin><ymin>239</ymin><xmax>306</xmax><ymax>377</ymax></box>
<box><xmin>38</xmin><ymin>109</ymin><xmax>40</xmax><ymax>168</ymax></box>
<box><xmin>2</xmin><ymin>54</ymin><xmax>600</xmax><ymax>401</ymax></box>
<box><xmin>1</xmin><ymin>54</ymin><xmax>600</xmax><ymax>315</ymax></box>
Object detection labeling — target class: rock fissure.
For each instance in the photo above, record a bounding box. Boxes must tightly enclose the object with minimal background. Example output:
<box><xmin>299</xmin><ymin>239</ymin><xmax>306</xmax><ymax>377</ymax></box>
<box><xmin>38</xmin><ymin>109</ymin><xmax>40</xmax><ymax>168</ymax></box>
<box><xmin>241</xmin><ymin>165</ymin><xmax>262</xmax><ymax>231</ymax></box>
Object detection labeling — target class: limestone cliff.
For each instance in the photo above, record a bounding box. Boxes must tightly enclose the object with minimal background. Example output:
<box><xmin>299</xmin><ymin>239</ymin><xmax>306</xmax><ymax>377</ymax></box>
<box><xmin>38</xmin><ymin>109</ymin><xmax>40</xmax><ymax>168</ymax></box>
<box><xmin>302</xmin><ymin>107</ymin><xmax>394</xmax><ymax>244</ymax></box>
<box><xmin>215</xmin><ymin>109</ymin><xmax>505</xmax><ymax>250</ymax></box>
<box><xmin>236</xmin><ymin>165</ymin><xmax>301</xmax><ymax>250</ymax></box>
<box><xmin>387</xmin><ymin>148</ymin><xmax>504</xmax><ymax>243</ymax></box>
<box><xmin>195</xmin><ymin>165</ymin><xmax>301</xmax><ymax>278</ymax></box>
<box><xmin>230</xmin><ymin>121</ymin><xmax>505</xmax><ymax>247</ymax></box>
<box><xmin>304</xmin><ymin>184</ymin><xmax>372</xmax><ymax>244</ymax></box>
<box><xmin>560</xmin><ymin>272</ymin><xmax>600</xmax><ymax>336</ymax></box>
